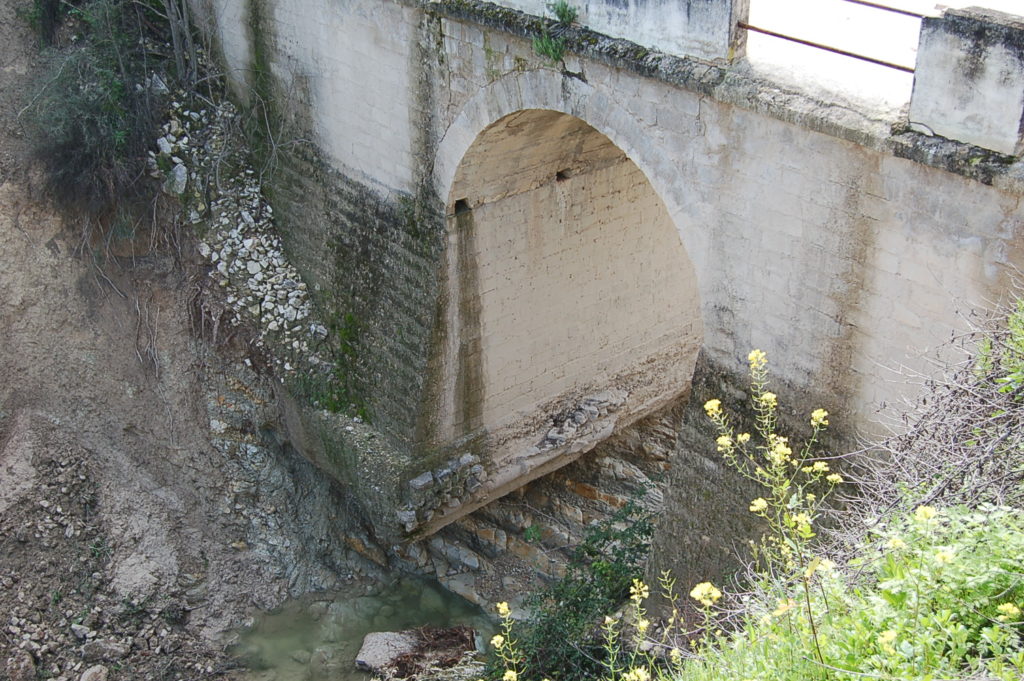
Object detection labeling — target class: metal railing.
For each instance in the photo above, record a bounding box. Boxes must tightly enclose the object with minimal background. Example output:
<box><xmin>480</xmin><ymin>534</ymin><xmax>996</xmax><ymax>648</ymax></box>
<box><xmin>739</xmin><ymin>0</ymin><xmax>924</xmax><ymax>73</ymax></box>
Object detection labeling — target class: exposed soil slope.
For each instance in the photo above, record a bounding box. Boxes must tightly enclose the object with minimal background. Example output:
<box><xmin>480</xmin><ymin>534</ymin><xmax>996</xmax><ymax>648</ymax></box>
<box><xmin>0</xmin><ymin>3</ymin><xmax>377</xmax><ymax>680</ymax></box>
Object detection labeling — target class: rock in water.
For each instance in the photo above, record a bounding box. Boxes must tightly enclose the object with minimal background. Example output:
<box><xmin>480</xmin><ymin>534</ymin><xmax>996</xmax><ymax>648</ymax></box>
<box><xmin>354</xmin><ymin>631</ymin><xmax>419</xmax><ymax>672</ymax></box>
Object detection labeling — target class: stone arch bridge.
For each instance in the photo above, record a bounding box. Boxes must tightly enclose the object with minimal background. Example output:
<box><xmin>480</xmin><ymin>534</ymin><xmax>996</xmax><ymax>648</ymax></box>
<box><xmin>188</xmin><ymin>0</ymin><xmax>1024</xmax><ymax>556</ymax></box>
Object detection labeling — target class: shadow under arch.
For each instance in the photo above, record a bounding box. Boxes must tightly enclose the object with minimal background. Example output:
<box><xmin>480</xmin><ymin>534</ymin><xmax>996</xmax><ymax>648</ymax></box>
<box><xmin>416</xmin><ymin>105</ymin><xmax>704</xmax><ymax>536</ymax></box>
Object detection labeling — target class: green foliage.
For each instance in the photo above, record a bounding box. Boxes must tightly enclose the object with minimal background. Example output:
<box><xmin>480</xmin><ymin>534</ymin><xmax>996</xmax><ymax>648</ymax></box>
<box><xmin>547</xmin><ymin>0</ymin><xmax>578</xmax><ymax>25</ymax></box>
<box><xmin>679</xmin><ymin>505</ymin><xmax>1024</xmax><ymax>681</ymax></box>
<box><xmin>979</xmin><ymin>298</ymin><xmax>1024</xmax><ymax>395</ymax></box>
<box><xmin>25</xmin><ymin>0</ymin><xmax>190</xmax><ymax>215</ymax></box>
<box><xmin>17</xmin><ymin>0</ymin><xmax>65</xmax><ymax>45</ymax></box>
<box><xmin>532</xmin><ymin>1</ymin><xmax>577</xmax><ymax>65</ymax></box>
<box><xmin>532</xmin><ymin>30</ymin><xmax>565</xmax><ymax>65</ymax></box>
<box><xmin>496</xmin><ymin>500</ymin><xmax>653</xmax><ymax>681</ymax></box>
<box><xmin>523</xmin><ymin>525</ymin><xmax>542</xmax><ymax>543</ymax></box>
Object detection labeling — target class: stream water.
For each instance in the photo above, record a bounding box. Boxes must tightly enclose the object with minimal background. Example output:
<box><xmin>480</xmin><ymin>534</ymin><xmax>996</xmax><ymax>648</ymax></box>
<box><xmin>235</xmin><ymin>576</ymin><xmax>496</xmax><ymax>681</ymax></box>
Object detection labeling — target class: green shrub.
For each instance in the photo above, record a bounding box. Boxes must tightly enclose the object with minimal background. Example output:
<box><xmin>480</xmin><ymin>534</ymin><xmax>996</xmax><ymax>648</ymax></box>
<box><xmin>25</xmin><ymin>0</ymin><xmax>194</xmax><ymax>215</ymax></box>
<box><xmin>679</xmin><ymin>504</ymin><xmax>1024</xmax><ymax>681</ymax></box>
<box><xmin>17</xmin><ymin>0</ymin><xmax>65</xmax><ymax>45</ymax></box>
<box><xmin>492</xmin><ymin>499</ymin><xmax>653</xmax><ymax>681</ymax></box>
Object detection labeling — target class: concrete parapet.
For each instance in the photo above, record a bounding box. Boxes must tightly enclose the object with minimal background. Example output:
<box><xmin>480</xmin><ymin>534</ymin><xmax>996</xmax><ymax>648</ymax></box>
<box><xmin>483</xmin><ymin>0</ymin><xmax>749</xmax><ymax>62</ymax></box>
<box><xmin>909</xmin><ymin>6</ymin><xmax>1024</xmax><ymax>155</ymax></box>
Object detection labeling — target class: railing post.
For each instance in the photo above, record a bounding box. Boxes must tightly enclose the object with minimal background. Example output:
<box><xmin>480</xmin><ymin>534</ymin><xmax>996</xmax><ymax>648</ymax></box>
<box><xmin>908</xmin><ymin>7</ymin><xmax>1024</xmax><ymax>155</ymax></box>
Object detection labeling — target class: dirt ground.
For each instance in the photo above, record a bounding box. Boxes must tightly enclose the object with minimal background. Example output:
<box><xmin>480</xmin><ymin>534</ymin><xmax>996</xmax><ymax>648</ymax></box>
<box><xmin>0</xmin><ymin>2</ymin><xmax>382</xmax><ymax>680</ymax></box>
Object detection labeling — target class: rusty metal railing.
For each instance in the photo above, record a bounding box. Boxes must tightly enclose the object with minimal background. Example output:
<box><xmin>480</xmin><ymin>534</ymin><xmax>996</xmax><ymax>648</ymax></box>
<box><xmin>739</xmin><ymin>0</ymin><xmax>923</xmax><ymax>73</ymax></box>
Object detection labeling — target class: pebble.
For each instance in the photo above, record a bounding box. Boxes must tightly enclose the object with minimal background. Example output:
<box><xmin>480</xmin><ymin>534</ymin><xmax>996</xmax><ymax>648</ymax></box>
<box><xmin>79</xmin><ymin>665</ymin><xmax>109</xmax><ymax>681</ymax></box>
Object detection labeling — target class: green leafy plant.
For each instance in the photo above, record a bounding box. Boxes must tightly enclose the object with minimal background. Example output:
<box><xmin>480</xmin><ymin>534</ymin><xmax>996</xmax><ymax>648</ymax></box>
<box><xmin>532</xmin><ymin>30</ymin><xmax>565</xmax><ymax>65</ymax></box>
<box><xmin>547</xmin><ymin>0</ymin><xmax>578</xmax><ymax>25</ymax></box>
<box><xmin>675</xmin><ymin>504</ymin><xmax>1024</xmax><ymax>681</ymax></box>
<box><xmin>487</xmin><ymin>321</ymin><xmax>1024</xmax><ymax>681</ymax></box>
<box><xmin>532</xmin><ymin>1</ymin><xmax>577</xmax><ymax>65</ymax></box>
<box><xmin>25</xmin><ymin>0</ymin><xmax>197</xmax><ymax>216</ymax></box>
<box><xmin>491</xmin><ymin>499</ymin><xmax>653</xmax><ymax>681</ymax></box>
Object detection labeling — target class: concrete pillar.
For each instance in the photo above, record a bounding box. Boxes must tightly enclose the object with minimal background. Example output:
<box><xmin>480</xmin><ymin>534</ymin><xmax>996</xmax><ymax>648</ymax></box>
<box><xmin>908</xmin><ymin>7</ymin><xmax>1024</xmax><ymax>156</ymax></box>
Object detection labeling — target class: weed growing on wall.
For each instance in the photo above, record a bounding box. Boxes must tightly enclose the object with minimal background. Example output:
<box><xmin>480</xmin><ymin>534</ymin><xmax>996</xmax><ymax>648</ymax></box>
<box><xmin>547</xmin><ymin>0</ymin><xmax>578</xmax><ymax>25</ymax></box>
<box><xmin>532</xmin><ymin>1</ymin><xmax>578</xmax><ymax>66</ymax></box>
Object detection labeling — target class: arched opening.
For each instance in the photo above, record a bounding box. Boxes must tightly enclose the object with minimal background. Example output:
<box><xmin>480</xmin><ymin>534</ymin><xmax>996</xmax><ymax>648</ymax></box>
<box><xmin>421</xmin><ymin>109</ymin><xmax>702</xmax><ymax>533</ymax></box>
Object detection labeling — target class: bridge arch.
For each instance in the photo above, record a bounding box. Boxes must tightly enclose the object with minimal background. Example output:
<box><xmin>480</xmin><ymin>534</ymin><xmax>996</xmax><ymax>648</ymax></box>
<box><xmin>433</xmin><ymin>70</ymin><xmax>708</xmax><ymax>280</ymax></box>
<box><xmin>421</xmin><ymin>90</ymin><xmax>703</xmax><ymax>531</ymax></box>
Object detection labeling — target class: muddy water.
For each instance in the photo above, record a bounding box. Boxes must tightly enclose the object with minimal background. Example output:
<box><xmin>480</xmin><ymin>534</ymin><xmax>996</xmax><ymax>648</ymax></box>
<box><xmin>235</xmin><ymin>577</ymin><xmax>495</xmax><ymax>681</ymax></box>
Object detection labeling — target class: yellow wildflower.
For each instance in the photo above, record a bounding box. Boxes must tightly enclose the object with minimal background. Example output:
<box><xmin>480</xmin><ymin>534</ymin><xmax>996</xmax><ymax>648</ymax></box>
<box><xmin>772</xmin><ymin>598</ymin><xmax>796</xmax><ymax>616</ymax></box>
<box><xmin>826</xmin><ymin>473</ymin><xmax>843</xmax><ymax>484</ymax></box>
<box><xmin>805</xmin><ymin>493</ymin><xmax>816</xmax><ymax>502</ymax></box>
<box><xmin>737</xmin><ymin>432</ymin><xmax>751</xmax><ymax>444</ymax></box>
<box><xmin>637</xmin><ymin>618</ymin><xmax>650</xmax><ymax>634</ymax></box>
<box><xmin>886</xmin><ymin>536</ymin><xmax>906</xmax><ymax>549</ymax></box>
<box><xmin>623</xmin><ymin>669</ymin><xmax>650</xmax><ymax>681</ymax></box>
<box><xmin>496</xmin><ymin>601</ymin><xmax>511</xmax><ymax>617</ymax></box>
<box><xmin>749</xmin><ymin>497</ymin><xmax>768</xmax><ymax>513</ymax></box>
<box><xmin>810</xmin><ymin>408</ymin><xmax>829</xmax><ymax>427</ymax></box>
<box><xmin>811</xmin><ymin>461</ymin><xmax>829</xmax><ymax>472</ymax></box>
<box><xmin>877</xmin><ymin>629</ymin><xmax>897</xmax><ymax>654</ymax></box>
<box><xmin>914</xmin><ymin>505</ymin><xmax>937</xmax><ymax>522</ymax></box>
<box><xmin>669</xmin><ymin>648</ymin><xmax>682</xmax><ymax>664</ymax></box>
<box><xmin>629</xmin><ymin>579</ymin><xmax>649</xmax><ymax>603</ymax></box>
<box><xmin>934</xmin><ymin>549</ymin><xmax>955</xmax><ymax>565</ymax></box>
<box><xmin>716</xmin><ymin>435</ymin><xmax>733</xmax><ymax>452</ymax></box>
<box><xmin>503</xmin><ymin>671</ymin><xmax>518</xmax><ymax>681</ymax></box>
<box><xmin>769</xmin><ymin>440</ymin><xmax>792</xmax><ymax>464</ymax></box>
<box><xmin>748</xmin><ymin>349</ymin><xmax>767</xmax><ymax>369</ymax></box>
<box><xmin>997</xmin><ymin>603</ymin><xmax>1021</xmax><ymax>621</ymax></box>
<box><xmin>490</xmin><ymin>634</ymin><xmax>505</xmax><ymax>649</ymax></box>
<box><xmin>689</xmin><ymin>582</ymin><xmax>722</xmax><ymax>608</ymax></box>
<box><xmin>703</xmin><ymin>399</ymin><xmax>722</xmax><ymax>418</ymax></box>
<box><xmin>759</xmin><ymin>392</ymin><xmax>777</xmax><ymax>408</ymax></box>
<box><xmin>794</xmin><ymin>512</ymin><xmax>812</xmax><ymax>532</ymax></box>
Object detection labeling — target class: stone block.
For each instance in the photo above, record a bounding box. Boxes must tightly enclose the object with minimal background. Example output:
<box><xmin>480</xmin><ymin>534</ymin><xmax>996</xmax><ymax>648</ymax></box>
<box><xmin>354</xmin><ymin>632</ymin><xmax>418</xmax><ymax>673</ymax></box>
<box><xmin>909</xmin><ymin>7</ymin><xmax>1024</xmax><ymax>155</ymax></box>
<box><xmin>409</xmin><ymin>471</ymin><xmax>434</xmax><ymax>491</ymax></box>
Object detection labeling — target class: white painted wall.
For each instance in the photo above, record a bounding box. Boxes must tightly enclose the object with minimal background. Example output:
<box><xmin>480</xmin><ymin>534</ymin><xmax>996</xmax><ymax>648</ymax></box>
<box><xmin>461</xmin><ymin>0</ymin><xmax>747</xmax><ymax>62</ymax></box>
<box><xmin>204</xmin><ymin>0</ymin><xmax>419</xmax><ymax>193</ymax></box>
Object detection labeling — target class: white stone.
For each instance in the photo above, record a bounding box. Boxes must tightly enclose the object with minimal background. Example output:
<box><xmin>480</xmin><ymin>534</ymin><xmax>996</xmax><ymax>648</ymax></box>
<box><xmin>354</xmin><ymin>632</ymin><xmax>418</xmax><ymax>672</ymax></box>
<box><xmin>246</xmin><ymin>261</ymin><xmax>262</xmax><ymax>274</ymax></box>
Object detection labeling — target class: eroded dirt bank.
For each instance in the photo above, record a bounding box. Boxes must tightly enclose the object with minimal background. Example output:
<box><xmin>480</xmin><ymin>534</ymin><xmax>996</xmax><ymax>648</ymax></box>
<box><xmin>0</xmin><ymin>2</ymin><xmax>386</xmax><ymax>679</ymax></box>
